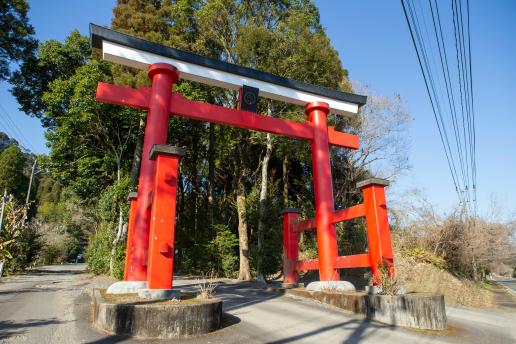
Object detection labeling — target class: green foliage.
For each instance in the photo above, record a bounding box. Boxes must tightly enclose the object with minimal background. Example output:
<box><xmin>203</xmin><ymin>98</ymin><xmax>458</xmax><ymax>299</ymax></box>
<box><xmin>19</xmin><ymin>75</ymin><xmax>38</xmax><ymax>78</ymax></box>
<box><xmin>336</xmin><ymin>220</ymin><xmax>368</xmax><ymax>256</ymax></box>
<box><xmin>400</xmin><ymin>247</ymin><xmax>447</xmax><ymax>269</ymax></box>
<box><xmin>35</xmin><ymin>175</ymin><xmax>65</xmax><ymax>222</ymax></box>
<box><xmin>85</xmin><ymin>224</ymin><xmax>113</xmax><ymax>275</ymax></box>
<box><xmin>112</xmin><ymin>243</ymin><xmax>126</xmax><ymax>280</ymax></box>
<box><xmin>0</xmin><ymin>146</ymin><xmax>28</xmax><ymax>201</ymax></box>
<box><xmin>10</xmin><ymin>30</ymin><xmax>90</xmax><ymax>123</ymax></box>
<box><xmin>43</xmin><ymin>58</ymin><xmax>138</xmax><ymax>198</ymax></box>
<box><xmin>0</xmin><ymin>0</ymin><xmax>36</xmax><ymax>81</ymax></box>
<box><xmin>0</xmin><ymin>195</ymin><xmax>42</xmax><ymax>272</ymax></box>
<box><xmin>0</xmin><ymin>239</ymin><xmax>15</xmax><ymax>260</ymax></box>
<box><xmin>98</xmin><ymin>177</ymin><xmax>131</xmax><ymax>222</ymax></box>
<box><xmin>7</xmin><ymin>222</ymin><xmax>42</xmax><ymax>271</ymax></box>
<box><xmin>62</xmin><ymin>232</ymin><xmax>81</xmax><ymax>262</ymax></box>
<box><xmin>373</xmin><ymin>262</ymin><xmax>401</xmax><ymax>296</ymax></box>
<box><xmin>36</xmin><ymin>231</ymin><xmax>81</xmax><ymax>265</ymax></box>
<box><xmin>39</xmin><ymin>243</ymin><xmax>61</xmax><ymax>265</ymax></box>
<box><xmin>206</xmin><ymin>224</ymin><xmax>239</xmax><ymax>277</ymax></box>
<box><xmin>85</xmin><ymin>216</ymin><xmax>126</xmax><ymax>279</ymax></box>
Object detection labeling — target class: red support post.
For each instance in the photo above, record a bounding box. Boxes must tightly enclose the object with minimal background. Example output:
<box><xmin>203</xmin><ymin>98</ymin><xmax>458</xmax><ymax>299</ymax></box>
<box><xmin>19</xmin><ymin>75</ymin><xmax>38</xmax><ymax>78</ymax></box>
<box><xmin>281</xmin><ymin>208</ymin><xmax>301</xmax><ymax>286</ymax></box>
<box><xmin>123</xmin><ymin>192</ymin><xmax>138</xmax><ymax>281</ymax></box>
<box><xmin>359</xmin><ymin>178</ymin><xmax>393</xmax><ymax>283</ymax></box>
<box><xmin>306</xmin><ymin>102</ymin><xmax>340</xmax><ymax>281</ymax></box>
<box><xmin>129</xmin><ymin>63</ymin><xmax>179</xmax><ymax>281</ymax></box>
<box><xmin>146</xmin><ymin>145</ymin><xmax>185</xmax><ymax>289</ymax></box>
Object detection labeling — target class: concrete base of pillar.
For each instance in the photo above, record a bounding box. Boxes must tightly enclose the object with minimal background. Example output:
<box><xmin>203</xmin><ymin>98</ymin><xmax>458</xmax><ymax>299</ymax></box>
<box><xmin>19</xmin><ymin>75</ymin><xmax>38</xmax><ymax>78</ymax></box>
<box><xmin>285</xmin><ymin>288</ymin><xmax>447</xmax><ymax>330</ymax></box>
<box><xmin>306</xmin><ymin>281</ymin><xmax>356</xmax><ymax>292</ymax></box>
<box><xmin>138</xmin><ymin>288</ymin><xmax>181</xmax><ymax>300</ymax></box>
<box><xmin>365</xmin><ymin>285</ymin><xmax>406</xmax><ymax>295</ymax></box>
<box><xmin>106</xmin><ymin>281</ymin><xmax>147</xmax><ymax>294</ymax></box>
<box><xmin>92</xmin><ymin>289</ymin><xmax>222</xmax><ymax>338</ymax></box>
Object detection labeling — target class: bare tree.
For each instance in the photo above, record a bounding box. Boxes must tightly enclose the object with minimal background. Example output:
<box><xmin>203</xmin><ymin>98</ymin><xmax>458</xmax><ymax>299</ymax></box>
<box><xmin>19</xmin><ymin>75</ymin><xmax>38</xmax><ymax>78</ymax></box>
<box><xmin>350</xmin><ymin>83</ymin><xmax>412</xmax><ymax>181</ymax></box>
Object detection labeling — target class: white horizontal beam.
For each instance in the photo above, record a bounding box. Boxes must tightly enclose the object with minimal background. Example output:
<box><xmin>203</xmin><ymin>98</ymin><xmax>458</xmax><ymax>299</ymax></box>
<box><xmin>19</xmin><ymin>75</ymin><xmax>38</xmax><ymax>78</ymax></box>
<box><xmin>102</xmin><ymin>41</ymin><xmax>359</xmax><ymax>115</ymax></box>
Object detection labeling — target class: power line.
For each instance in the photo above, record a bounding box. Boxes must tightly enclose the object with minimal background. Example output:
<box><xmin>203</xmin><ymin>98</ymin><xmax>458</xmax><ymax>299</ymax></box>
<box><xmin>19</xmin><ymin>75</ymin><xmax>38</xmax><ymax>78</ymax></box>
<box><xmin>453</xmin><ymin>0</ymin><xmax>476</xmax><ymax>214</ymax></box>
<box><xmin>401</xmin><ymin>0</ymin><xmax>461</xmax><ymax>200</ymax></box>
<box><xmin>408</xmin><ymin>0</ymin><xmax>464</xmax><ymax>194</ymax></box>
<box><xmin>466</xmin><ymin>0</ymin><xmax>477</xmax><ymax>213</ymax></box>
<box><xmin>401</xmin><ymin>0</ymin><xmax>477</xmax><ymax>213</ymax></box>
<box><xmin>0</xmin><ymin>104</ymin><xmax>38</xmax><ymax>153</ymax></box>
<box><xmin>429</xmin><ymin>0</ymin><xmax>468</xmax><ymax>191</ymax></box>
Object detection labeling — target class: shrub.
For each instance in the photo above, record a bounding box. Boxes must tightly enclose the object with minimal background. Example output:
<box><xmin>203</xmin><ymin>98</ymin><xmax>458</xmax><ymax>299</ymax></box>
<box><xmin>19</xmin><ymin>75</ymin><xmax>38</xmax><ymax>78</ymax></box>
<box><xmin>86</xmin><ymin>224</ymin><xmax>113</xmax><ymax>275</ymax></box>
<box><xmin>206</xmin><ymin>224</ymin><xmax>239</xmax><ymax>278</ymax></box>
<box><xmin>112</xmin><ymin>243</ymin><xmax>126</xmax><ymax>280</ymax></box>
<box><xmin>7</xmin><ymin>221</ymin><xmax>42</xmax><ymax>271</ymax></box>
<box><xmin>400</xmin><ymin>247</ymin><xmax>446</xmax><ymax>269</ymax></box>
<box><xmin>39</xmin><ymin>243</ymin><xmax>61</xmax><ymax>265</ymax></box>
<box><xmin>62</xmin><ymin>232</ymin><xmax>81</xmax><ymax>262</ymax></box>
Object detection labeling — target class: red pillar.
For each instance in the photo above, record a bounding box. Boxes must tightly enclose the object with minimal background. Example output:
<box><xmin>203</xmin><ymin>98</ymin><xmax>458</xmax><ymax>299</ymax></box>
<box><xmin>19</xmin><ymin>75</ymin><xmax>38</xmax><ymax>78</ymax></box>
<box><xmin>129</xmin><ymin>63</ymin><xmax>179</xmax><ymax>281</ymax></box>
<box><xmin>358</xmin><ymin>178</ymin><xmax>394</xmax><ymax>283</ymax></box>
<box><xmin>146</xmin><ymin>144</ymin><xmax>185</xmax><ymax>289</ymax></box>
<box><xmin>281</xmin><ymin>208</ymin><xmax>301</xmax><ymax>286</ymax></box>
<box><xmin>123</xmin><ymin>192</ymin><xmax>138</xmax><ymax>281</ymax></box>
<box><xmin>306</xmin><ymin>102</ymin><xmax>339</xmax><ymax>281</ymax></box>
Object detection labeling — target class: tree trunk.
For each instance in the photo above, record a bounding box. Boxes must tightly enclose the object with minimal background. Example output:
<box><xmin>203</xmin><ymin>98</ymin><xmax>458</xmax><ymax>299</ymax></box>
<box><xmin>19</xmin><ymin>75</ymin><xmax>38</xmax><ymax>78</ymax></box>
<box><xmin>110</xmin><ymin>209</ymin><xmax>127</xmax><ymax>277</ymax></box>
<box><xmin>207</xmin><ymin>123</ymin><xmax>215</xmax><ymax>229</ymax></box>
<box><xmin>472</xmin><ymin>257</ymin><xmax>478</xmax><ymax>282</ymax></box>
<box><xmin>282</xmin><ymin>154</ymin><xmax>289</xmax><ymax>208</ymax></box>
<box><xmin>129</xmin><ymin>116</ymin><xmax>145</xmax><ymax>191</ymax></box>
<box><xmin>191</xmin><ymin>132</ymin><xmax>199</xmax><ymax>236</ymax></box>
<box><xmin>235</xmin><ymin>140</ymin><xmax>251</xmax><ymax>281</ymax></box>
<box><xmin>236</xmin><ymin>160</ymin><xmax>251</xmax><ymax>280</ymax></box>
<box><xmin>110</xmin><ymin>163</ymin><xmax>127</xmax><ymax>277</ymax></box>
<box><xmin>256</xmin><ymin>133</ymin><xmax>273</xmax><ymax>283</ymax></box>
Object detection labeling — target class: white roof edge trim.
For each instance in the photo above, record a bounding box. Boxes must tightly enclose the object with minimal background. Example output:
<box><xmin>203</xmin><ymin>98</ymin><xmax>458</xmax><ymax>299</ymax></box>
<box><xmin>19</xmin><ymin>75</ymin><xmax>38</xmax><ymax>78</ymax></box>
<box><xmin>102</xmin><ymin>41</ymin><xmax>359</xmax><ymax>115</ymax></box>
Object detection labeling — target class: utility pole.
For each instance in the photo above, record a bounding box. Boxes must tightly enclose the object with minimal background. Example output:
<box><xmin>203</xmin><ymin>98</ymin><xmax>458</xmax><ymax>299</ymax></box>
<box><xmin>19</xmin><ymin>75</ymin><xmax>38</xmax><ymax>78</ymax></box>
<box><xmin>21</xmin><ymin>159</ymin><xmax>37</xmax><ymax>226</ymax></box>
<box><xmin>0</xmin><ymin>189</ymin><xmax>5</xmax><ymax>277</ymax></box>
<box><xmin>26</xmin><ymin>159</ymin><xmax>37</xmax><ymax>206</ymax></box>
<box><xmin>0</xmin><ymin>189</ymin><xmax>7</xmax><ymax>234</ymax></box>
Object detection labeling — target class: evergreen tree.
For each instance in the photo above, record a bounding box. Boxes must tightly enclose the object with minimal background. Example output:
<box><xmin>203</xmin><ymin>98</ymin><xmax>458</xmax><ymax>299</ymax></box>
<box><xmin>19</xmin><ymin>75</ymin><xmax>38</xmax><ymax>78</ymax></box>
<box><xmin>0</xmin><ymin>145</ymin><xmax>28</xmax><ymax>200</ymax></box>
<box><xmin>10</xmin><ymin>30</ymin><xmax>90</xmax><ymax>126</ymax></box>
<box><xmin>0</xmin><ymin>0</ymin><xmax>36</xmax><ymax>81</ymax></box>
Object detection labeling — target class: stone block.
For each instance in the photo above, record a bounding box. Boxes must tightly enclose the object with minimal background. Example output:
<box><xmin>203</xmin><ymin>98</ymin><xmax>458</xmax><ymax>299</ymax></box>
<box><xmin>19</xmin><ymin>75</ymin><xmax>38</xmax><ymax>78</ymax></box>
<box><xmin>106</xmin><ymin>281</ymin><xmax>147</xmax><ymax>294</ymax></box>
<box><xmin>306</xmin><ymin>281</ymin><xmax>356</xmax><ymax>292</ymax></box>
<box><xmin>138</xmin><ymin>288</ymin><xmax>180</xmax><ymax>300</ymax></box>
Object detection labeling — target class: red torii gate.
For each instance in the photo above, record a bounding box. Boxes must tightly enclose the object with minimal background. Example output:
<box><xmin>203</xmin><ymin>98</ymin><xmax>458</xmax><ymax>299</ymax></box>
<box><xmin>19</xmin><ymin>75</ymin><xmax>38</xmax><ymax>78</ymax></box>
<box><xmin>92</xmin><ymin>24</ymin><xmax>394</xmax><ymax>295</ymax></box>
<box><xmin>97</xmin><ymin>64</ymin><xmax>359</xmax><ymax>285</ymax></box>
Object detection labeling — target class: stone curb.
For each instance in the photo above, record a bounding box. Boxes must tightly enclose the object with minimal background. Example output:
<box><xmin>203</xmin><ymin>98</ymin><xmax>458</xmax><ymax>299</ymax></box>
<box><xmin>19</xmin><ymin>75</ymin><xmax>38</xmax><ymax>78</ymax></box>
<box><xmin>494</xmin><ymin>280</ymin><xmax>516</xmax><ymax>298</ymax></box>
<box><xmin>285</xmin><ymin>288</ymin><xmax>447</xmax><ymax>330</ymax></box>
<box><xmin>92</xmin><ymin>289</ymin><xmax>222</xmax><ymax>338</ymax></box>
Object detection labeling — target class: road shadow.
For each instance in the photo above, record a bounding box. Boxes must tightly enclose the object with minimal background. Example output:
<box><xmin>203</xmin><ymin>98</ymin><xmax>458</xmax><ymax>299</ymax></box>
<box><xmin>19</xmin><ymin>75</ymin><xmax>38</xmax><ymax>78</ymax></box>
<box><xmin>214</xmin><ymin>281</ymin><xmax>284</xmax><ymax>312</ymax></box>
<box><xmin>0</xmin><ymin>318</ymin><xmax>63</xmax><ymax>340</ymax></box>
<box><xmin>0</xmin><ymin>286</ymin><xmax>65</xmax><ymax>296</ymax></box>
<box><xmin>265</xmin><ymin>319</ymin><xmax>394</xmax><ymax>344</ymax></box>
<box><xmin>26</xmin><ymin>269</ymin><xmax>86</xmax><ymax>276</ymax></box>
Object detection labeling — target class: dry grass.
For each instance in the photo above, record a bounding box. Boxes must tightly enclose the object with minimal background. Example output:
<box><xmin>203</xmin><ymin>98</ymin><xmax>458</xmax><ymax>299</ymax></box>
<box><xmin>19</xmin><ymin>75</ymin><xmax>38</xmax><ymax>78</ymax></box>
<box><xmin>99</xmin><ymin>289</ymin><xmax>200</xmax><ymax>305</ymax></box>
<box><xmin>395</xmin><ymin>254</ymin><xmax>495</xmax><ymax>307</ymax></box>
<box><xmin>196</xmin><ymin>270</ymin><xmax>217</xmax><ymax>299</ymax></box>
<box><xmin>373</xmin><ymin>263</ymin><xmax>402</xmax><ymax>295</ymax></box>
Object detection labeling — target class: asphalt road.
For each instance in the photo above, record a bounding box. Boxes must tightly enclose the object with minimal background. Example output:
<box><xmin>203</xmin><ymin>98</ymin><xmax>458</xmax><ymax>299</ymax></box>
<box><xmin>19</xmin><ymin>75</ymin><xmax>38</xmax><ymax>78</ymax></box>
<box><xmin>496</xmin><ymin>278</ymin><xmax>516</xmax><ymax>293</ymax></box>
<box><xmin>0</xmin><ymin>265</ymin><xmax>515</xmax><ymax>344</ymax></box>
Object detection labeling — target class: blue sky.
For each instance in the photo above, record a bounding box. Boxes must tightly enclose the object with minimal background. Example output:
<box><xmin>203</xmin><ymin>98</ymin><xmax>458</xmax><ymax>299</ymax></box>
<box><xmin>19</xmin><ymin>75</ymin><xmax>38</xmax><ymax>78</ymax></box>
<box><xmin>0</xmin><ymin>0</ymin><xmax>515</xmax><ymax>219</ymax></box>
